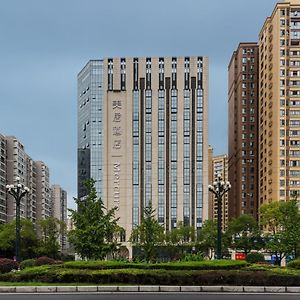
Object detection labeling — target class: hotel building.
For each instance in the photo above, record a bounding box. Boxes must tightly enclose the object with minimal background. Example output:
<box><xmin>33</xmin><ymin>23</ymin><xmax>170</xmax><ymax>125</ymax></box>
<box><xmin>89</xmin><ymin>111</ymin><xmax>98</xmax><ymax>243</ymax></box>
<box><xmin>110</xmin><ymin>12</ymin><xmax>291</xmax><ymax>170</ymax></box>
<box><xmin>78</xmin><ymin>57</ymin><xmax>209</xmax><ymax>239</ymax></box>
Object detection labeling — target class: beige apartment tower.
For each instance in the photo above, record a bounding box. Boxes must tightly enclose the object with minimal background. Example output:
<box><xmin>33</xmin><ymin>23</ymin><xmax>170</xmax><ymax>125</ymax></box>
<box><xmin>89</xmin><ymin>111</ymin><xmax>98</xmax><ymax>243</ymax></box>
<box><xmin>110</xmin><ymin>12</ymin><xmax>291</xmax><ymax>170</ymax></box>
<box><xmin>259</xmin><ymin>0</ymin><xmax>300</xmax><ymax>205</ymax></box>
<box><xmin>78</xmin><ymin>57</ymin><xmax>209</xmax><ymax>241</ymax></box>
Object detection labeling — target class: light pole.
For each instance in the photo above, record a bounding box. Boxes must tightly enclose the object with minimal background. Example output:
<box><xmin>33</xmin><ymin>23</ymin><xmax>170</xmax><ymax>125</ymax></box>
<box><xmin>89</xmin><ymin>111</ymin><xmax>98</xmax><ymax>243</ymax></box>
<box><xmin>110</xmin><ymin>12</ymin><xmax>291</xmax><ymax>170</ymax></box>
<box><xmin>208</xmin><ymin>174</ymin><xmax>231</xmax><ymax>260</ymax></box>
<box><xmin>6</xmin><ymin>177</ymin><xmax>29</xmax><ymax>262</ymax></box>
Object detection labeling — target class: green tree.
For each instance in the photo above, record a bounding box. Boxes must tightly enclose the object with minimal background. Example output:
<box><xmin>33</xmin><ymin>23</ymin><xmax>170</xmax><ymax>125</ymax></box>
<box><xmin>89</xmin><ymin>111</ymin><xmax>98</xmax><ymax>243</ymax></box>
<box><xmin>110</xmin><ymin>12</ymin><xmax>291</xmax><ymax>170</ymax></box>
<box><xmin>260</xmin><ymin>199</ymin><xmax>300</xmax><ymax>263</ymax></box>
<box><xmin>130</xmin><ymin>204</ymin><xmax>164</xmax><ymax>262</ymax></box>
<box><xmin>37</xmin><ymin>217</ymin><xmax>65</xmax><ymax>259</ymax></box>
<box><xmin>68</xmin><ymin>179</ymin><xmax>121</xmax><ymax>260</ymax></box>
<box><xmin>197</xmin><ymin>220</ymin><xmax>217</xmax><ymax>259</ymax></box>
<box><xmin>226</xmin><ymin>214</ymin><xmax>263</xmax><ymax>255</ymax></box>
<box><xmin>0</xmin><ymin>219</ymin><xmax>38</xmax><ymax>260</ymax></box>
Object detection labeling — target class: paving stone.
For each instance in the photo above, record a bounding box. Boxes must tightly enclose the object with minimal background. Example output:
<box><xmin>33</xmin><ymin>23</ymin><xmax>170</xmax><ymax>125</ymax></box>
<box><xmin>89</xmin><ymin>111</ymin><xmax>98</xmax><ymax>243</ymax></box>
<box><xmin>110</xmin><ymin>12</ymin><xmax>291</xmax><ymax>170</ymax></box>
<box><xmin>223</xmin><ymin>286</ymin><xmax>243</xmax><ymax>292</ymax></box>
<box><xmin>243</xmin><ymin>286</ymin><xmax>265</xmax><ymax>293</ymax></box>
<box><xmin>139</xmin><ymin>286</ymin><xmax>160</xmax><ymax>292</ymax></box>
<box><xmin>0</xmin><ymin>287</ymin><xmax>16</xmax><ymax>293</ymax></box>
<box><xmin>77</xmin><ymin>286</ymin><xmax>97</xmax><ymax>292</ymax></box>
<box><xmin>15</xmin><ymin>286</ymin><xmax>37</xmax><ymax>293</ymax></box>
<box><xmin>56</xmin><ymin>286</ymin><xmax>77</xmax><ymax>292</ymax></box>
<box><xmin>286</xmin><ymin>287</ymin><xmax>300</xmax><ymax>293</ymax></box>
<box><xmin>180</xmin><ymin>286</ymin><xmax>201</xmax><ymax>292</ymax></box>
<box><xmin>160</xmin><ymin>286</ymin><xmax>180</xmax><ymax>292</ymax></box>
<box><xmin>265</xmin><ymin>286</ymin><xmax>286</xmax><ymax>293</ymax></box>
<box><xmin>118</xmin><ymin>286</ymin><xmax>139</xmax><ymax>292</ymax></box>
<box><xmin>201</xmin><ymin>286</ymin><xmax>223</xmax><ymax>292</ymax></box>
<box><xmin>36</xmin><ymin>286</ymin><xmax>57</xmax><ymax>293</ymax></box>
<box><xmin>97</xmin><ymin>286</ymin><xmax>118</xmax><ymax>292</ymax></box>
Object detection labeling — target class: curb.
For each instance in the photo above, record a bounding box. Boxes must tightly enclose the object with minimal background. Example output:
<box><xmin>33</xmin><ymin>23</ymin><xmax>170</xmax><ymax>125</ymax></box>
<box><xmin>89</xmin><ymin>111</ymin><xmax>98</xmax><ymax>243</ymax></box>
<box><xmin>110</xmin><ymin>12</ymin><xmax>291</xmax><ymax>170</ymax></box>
<box><xmin>0</xmin><ymin>286</ymin><xmax>299</xmax><ymax>293</ymax></box>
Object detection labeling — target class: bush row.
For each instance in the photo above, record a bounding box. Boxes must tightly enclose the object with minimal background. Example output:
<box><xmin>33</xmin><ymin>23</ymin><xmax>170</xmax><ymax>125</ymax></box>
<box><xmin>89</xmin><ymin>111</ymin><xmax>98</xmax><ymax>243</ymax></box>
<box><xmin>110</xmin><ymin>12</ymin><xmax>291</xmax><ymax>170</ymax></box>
<box><xmin>1</xmin><ymin>268</ymin><xmax>300</xmax><ymax>286</ymax></box>
<box><xmin>20</xmin><ymin>257</ymin><xmax>63</xmax><ymax>270</ymax></box>
<box><xmin>63</xmin><ymin>259</ymin><xmax>248</xmax><ymax>271</ymax></box>
<box><xmin>288</xmin><ymin>259</ymin><xmax>300</xmax><ymax>269</ymax></box>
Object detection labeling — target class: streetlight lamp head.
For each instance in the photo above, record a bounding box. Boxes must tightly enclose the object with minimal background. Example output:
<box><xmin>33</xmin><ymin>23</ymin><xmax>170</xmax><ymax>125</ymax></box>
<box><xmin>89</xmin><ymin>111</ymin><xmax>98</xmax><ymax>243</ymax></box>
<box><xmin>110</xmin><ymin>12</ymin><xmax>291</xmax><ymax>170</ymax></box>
<box><xmin>213</xmin><ymin>181</ymin><xmax>217</xmax><ymax>186</ymax></box>
<box><xmin>15</xmin><ymin>177</ymin><xmax>20</xmax><ymax>182</ymax></box>
<box><xmin>208</xmin><ymin>185</ymin><xmax>213</xmax><ymax>191</ymax></box>
<box><xmin>217</xmin><ymin>173</ymin><xmax>222</xmax><ymax>179</ymax></box>
<box><xmin>5</xmin><ymin>184</ymin><xmax>10</xmax><ymax>190</ymax></box>
<box><xmin>24</xmin><ymin>187</ymin><xmax>30</xmax><ymax>193</ymax></box>
<box><xmin>17</xmin><ymin>184</ymin><xmax>22</xmax><ymax>188</ymax></box>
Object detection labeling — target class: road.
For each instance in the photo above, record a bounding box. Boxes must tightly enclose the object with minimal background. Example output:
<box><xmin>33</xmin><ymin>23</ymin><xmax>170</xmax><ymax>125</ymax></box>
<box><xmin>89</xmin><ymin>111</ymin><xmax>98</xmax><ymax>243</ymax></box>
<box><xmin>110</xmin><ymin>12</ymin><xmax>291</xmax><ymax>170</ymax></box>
<box><xmin>1</xmin><ymin>293</ymin><xmax>300</xmax><ymax>300</ymax></box>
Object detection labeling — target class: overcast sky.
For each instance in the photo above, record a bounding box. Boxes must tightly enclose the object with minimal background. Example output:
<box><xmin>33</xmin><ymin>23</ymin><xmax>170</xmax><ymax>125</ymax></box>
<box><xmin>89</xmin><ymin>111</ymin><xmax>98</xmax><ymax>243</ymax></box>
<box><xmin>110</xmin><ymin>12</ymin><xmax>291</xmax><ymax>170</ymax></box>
<box><xmin>0</xmin><ymin>0</ymin><xmax>278</xmax><ymax>209</ymax></box>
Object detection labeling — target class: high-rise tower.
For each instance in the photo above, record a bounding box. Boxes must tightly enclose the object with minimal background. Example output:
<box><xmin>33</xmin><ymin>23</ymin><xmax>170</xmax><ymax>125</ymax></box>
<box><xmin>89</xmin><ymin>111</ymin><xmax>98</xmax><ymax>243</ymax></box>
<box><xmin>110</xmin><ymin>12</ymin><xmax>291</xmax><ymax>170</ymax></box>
<box><xmin>77</xmin><ymin>57</ymin><xmax>209</xmax><ymax>239</ymax></box>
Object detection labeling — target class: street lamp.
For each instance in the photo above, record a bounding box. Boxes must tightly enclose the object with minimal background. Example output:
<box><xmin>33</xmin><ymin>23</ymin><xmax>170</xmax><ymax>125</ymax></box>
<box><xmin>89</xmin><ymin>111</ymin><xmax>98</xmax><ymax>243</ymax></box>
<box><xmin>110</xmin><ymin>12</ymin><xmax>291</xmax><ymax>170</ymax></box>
<box><xmin>208</xmin><ymin>174</ymin><xmax>231</xmax><ymax>260</ymax></box>
<box><xmin>6</xmin><ymin>177</ymin><xmax>29</xmax><ymax>262</ymax></box>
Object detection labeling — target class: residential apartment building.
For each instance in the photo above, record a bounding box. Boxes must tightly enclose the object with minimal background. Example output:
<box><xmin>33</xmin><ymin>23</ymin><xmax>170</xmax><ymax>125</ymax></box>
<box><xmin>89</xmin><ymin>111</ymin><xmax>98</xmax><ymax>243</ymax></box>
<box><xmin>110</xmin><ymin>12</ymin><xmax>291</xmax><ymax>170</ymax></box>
<box><xmin>259</xmin><ymin>0</ymin><xmax>300</xmax><ymax>205</ymax></box>
<box><xmin>208</xmin><ymin>150</ymin><xmax>229</xmax><ymax>229</ymax></box>
<box><xmin>78</xmin><ymin>57</ymin><xmax>209</xmax><ymax>241</ymax></box>
<box><xmin>0</xmin><ymin>134</ymin><xmax>6</xmax><ymax>223</ymax></box>
<box><xmin>51</xmin><ymin>184</ymin><xmax>68</xmax><ymax>253</ymax></box>
<box><xmin>2</xmin><ymin>135</ymin><xmax>57</xmax><ymax>224</ymax></box>
<box><xmin>35</xmin><ymin>161</ymin><xmax>51</xmax><ymax>220</ymax></box>
<box><xmin>228</xmin><ymin>43</ymin><xmax>259</xmax><ymax>220</ymax></box>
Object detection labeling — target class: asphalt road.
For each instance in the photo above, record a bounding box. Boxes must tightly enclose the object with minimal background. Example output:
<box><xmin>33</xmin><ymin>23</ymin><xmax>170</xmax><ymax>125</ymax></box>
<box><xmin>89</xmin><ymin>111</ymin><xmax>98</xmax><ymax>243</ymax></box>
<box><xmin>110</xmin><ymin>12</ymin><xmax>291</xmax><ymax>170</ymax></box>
<box><xmin>1</xmin><ymin>293</ymin><xmax>300</xmax><ymax>300</ymax></box>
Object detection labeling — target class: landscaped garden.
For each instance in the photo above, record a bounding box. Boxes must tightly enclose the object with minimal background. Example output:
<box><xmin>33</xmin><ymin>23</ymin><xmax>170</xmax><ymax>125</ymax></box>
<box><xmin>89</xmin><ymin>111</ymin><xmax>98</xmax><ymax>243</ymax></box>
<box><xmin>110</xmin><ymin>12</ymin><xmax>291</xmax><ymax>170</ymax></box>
<box><xmin>1</xmin><ymin>257</ymin><xmax>300</xmax><ymax>286</ymax></box>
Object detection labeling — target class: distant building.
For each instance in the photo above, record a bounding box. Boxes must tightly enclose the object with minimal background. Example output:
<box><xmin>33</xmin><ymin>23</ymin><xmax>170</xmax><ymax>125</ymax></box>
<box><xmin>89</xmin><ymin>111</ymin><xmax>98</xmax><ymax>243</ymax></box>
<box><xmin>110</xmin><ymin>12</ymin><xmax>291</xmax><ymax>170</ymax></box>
<box><xmin>208</xmin><ymin>149</ymin><xmax>229</xmax><ymax>229</ymax></box>
<box><xmin>78</xmin><ymin>57</ymin><xmax>209</xmax><ymax>243</ymax></box>
<box><xmin>51</xmin><ymin>184</ymin><xmax>68</xmax><ymax>253</ymax></box>
<box><xmin>2</xmin><ymin>134</ymin><xmax>65</xmax><ymax>226</ymax></box>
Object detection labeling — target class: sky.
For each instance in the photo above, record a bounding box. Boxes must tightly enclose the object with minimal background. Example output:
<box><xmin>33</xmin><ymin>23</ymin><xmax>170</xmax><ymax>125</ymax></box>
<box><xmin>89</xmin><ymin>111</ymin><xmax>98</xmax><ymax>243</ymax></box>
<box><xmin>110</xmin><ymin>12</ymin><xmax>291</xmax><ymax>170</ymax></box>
<box><xmin>0</xmin><ymin>0</ymin><xmax>278</xmax><ymax>209</ymax></box>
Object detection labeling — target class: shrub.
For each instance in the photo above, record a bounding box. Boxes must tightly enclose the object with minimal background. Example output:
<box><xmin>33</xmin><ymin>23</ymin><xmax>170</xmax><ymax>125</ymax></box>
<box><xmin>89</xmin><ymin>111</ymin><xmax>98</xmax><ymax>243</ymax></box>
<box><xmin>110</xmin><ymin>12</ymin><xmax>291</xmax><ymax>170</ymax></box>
<box><xmin>288</xmin><ymin>259</ymin><xmax>300</xmax><ymax>269</ymax></box>
<box><xmin>0</xmin><ymin>258</ymin><xmax>19</xmax><ymax>273</ymax></box>
<box><xmin>246</xmin><ymin>253</ymin><xmax>265</xmax><ymax>264</ymax></box>
<box><xmin>20</xmin><ymin>259</ymin><xmax>36</xmax><ymax>270</ymax></box>
<box><xmin>63</xmin><ymin>259</ymin><xmax>247</xmax><ymax>271</ymax></box>
<box><xmin>36</xmin><ymin>256</ymin><xmax>57</xmax><ymax>266</ymax></box>
<box><xmin>181</xmin><ymin>252</ymin><xmax>204</xmax><ymax>262</ymax></box>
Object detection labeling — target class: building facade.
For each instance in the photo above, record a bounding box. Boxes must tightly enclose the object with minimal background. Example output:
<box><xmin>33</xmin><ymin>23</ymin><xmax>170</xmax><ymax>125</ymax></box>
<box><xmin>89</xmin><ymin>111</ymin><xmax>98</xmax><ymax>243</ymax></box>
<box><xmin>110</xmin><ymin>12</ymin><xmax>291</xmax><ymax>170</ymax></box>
<box><xmin>3</xmin><ymin>135</ymin><xmax>55</xmax><ymax>224</ymax></box>
<box><xmin>228</xmin><ymin>43</ymin><xmax>259</xmax><ymax>220</ymax></box>
<box><xmin>51</xmin><ymin>184</ymin><xmax>68</xmax><ymax>252</ymax></box>
<box><xmin>78</xmin><ymin>57</ymin><xmax>209</xmax><ymax>240</ymax></box>
<box><xmin>259</xmin><ymin>0</ymin><xmax>300</xmax><ymax>205</ymax></box>
<box><xmin>0</xmin><ymin>134</ymin><xmax>6</xmax><ymax>223</ymax></box>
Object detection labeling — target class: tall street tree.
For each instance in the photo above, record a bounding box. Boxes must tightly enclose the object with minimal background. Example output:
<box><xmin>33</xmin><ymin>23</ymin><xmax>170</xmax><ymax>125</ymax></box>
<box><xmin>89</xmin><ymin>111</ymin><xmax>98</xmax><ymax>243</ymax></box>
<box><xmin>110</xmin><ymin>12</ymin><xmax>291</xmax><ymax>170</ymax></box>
<box><xmin>130</xmin><ymin>204</ymin><xmax>164</xmax><ymax>262</ymax></box>
<box><xmin>68</xmin><ymin>179</ymin><xmax>121</xmax><ymax>260</ymax></box>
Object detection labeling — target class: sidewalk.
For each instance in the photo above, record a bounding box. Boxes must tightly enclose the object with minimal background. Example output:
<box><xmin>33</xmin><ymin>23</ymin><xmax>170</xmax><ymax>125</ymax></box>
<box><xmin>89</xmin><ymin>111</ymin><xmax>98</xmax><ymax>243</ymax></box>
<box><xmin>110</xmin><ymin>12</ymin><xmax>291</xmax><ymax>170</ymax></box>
<box><xmin>0</xmin><ymin>285</ymin><xmax>300</xmax><ymax>293</ymax></box>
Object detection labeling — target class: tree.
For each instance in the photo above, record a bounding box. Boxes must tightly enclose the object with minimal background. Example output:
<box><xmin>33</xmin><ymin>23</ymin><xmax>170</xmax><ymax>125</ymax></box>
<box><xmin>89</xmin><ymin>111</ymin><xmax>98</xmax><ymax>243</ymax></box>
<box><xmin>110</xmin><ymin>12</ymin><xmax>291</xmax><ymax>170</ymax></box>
<box><xmin>68</xmin><ymin>179</ymin><xmax>121</xmax><ymax>260</ymax></box>
<box><xmin>260</xmin><ymin>199</ymin><xmax>300</xmax><ymax>264</ymax></box>
<box><xmin>130</xmin><ymin>204</ymin><xmax>164</xmax><ymax>262</ymax></box>
<box><xmin>226</xmin><ymin>214</ymin><xmax>263</xmax><ymax>255</ymax></box>
<box><xmin>197</xmin><ymin>220</ymin><xmax>217</xmax><ymax>259</ymax></box>
<box><xmin>0</xmin><ymin>219</ymin><xmax>38</xmax><ymax>260</ymax></box>
<box><xmin>37</xmin><ymin>217</ymin><xmax>65</xmax><ymax>259</ymax></box>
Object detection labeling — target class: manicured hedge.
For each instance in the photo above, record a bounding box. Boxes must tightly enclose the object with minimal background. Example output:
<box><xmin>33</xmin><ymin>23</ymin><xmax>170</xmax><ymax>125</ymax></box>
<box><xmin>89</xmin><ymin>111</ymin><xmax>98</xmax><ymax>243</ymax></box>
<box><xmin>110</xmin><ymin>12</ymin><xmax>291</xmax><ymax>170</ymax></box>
<box><xmin>63</xmin><ymin>260</ymin><xmax>248</xmax><ymax>271</ymax></box>
<box><xmin>1</xmin><ymin>268</ymin><xmax>300</xmax><ymax>286</ymax></box>
<box><xmin>287</xmin><ymin>259</ymin><xmax>300</xmax><ymax>269</ymax></box>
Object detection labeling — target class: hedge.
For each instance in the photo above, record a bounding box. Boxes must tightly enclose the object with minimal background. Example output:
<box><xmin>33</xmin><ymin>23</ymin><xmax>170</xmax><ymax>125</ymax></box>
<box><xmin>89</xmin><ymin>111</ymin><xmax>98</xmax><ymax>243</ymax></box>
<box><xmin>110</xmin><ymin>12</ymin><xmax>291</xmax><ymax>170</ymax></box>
<box><xmin>63</xmin><ymin>260</ymin><xmax>248</xmax><ymax>271</ymax></box>
<box><xmin>1</xmin><ymin>268</ymin><xmax>300</xmax><ymax>286</ymax></box>
<box><xmin>0</xmin><ymin>259</ymin><xmax>19</xmax><ymax>274</ymax></box>
<box><xmin>288</xmin><ymin>259</ymin><xmax>300</xmax><ymax>269</ymax></box>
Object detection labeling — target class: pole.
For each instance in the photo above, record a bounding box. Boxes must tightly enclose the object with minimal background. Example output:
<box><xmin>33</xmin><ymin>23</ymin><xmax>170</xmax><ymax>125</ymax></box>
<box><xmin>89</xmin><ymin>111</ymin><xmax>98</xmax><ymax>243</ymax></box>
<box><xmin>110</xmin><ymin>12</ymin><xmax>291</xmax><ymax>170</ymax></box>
<box><xmin>15</xmin><ymin>195</ymin><xmax>21</xmax><ymax>262</ymax></box>
<box><xmin>216</xmin><ymin>191</ymin><xmax>222</xmax><ymax>259</ymax></box>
